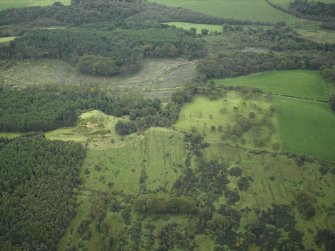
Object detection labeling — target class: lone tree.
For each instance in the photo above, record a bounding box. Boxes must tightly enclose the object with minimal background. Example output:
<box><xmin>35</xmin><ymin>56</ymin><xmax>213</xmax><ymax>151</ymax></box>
<box><xmin>201</xmin><ymin>29</ymin><xmax>209</xmax><ymax>35</ymax></box>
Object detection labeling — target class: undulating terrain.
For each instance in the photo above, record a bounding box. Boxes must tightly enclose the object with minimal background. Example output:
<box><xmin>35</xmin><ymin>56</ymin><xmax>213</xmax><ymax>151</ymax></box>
<box><xmin>0</xmin><ymin>0</ymin><xmax>335</xmax><ymax>250</ymax></box>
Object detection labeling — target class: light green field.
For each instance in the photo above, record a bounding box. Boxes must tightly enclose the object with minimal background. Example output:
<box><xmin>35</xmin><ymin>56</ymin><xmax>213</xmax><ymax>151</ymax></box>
<box><xmin>166</xmin><ymin>22</ymin><xmax>223</xmax><ymax>34</ymax></box>
<box><xmin>274</xmin><ymin>96</ymin><xmax>335</xmax><ymax>161</ymax></box>
<box><xmin>0</xmin><ymin>59</ymin><xmax>195</xmax><ymax>101</ymax></box>
<box><xmin>0</xmin><ymin>0</ymin><xmax>71</xmax><ymax>10</ymax></box>
<box><xmin>150</xmin><ymin>0</ymin><xmax>301</xmax><ymax>23</ymax></box>
<box><xmin>175</xmin><ymin>92</ymin><xmax>280</xmax><ymax>150</ymax></box>
<box><xmin>217</xmin><ymin>70</ymin><xmax>329</xmax><ymax>101</ymax></box>
<box><xmin>0</xmin><ymin>37</ymin><xmax>16</xmax><ymax>43</ymax></box>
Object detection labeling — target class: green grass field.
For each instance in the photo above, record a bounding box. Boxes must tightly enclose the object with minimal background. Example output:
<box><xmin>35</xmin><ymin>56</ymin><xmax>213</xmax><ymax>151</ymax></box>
<box><xmin>166</xmin><ymin>22</ymin><xmax>223</xmax><ymax>34</ymax></box>
<box><xmin>274</xmin><ymin>96</ymin><xmax>335</xmax><ymax>161</ymax></box>
<box><xmin>150</xmin><ymin>0</ymin><xmax>300</xmax><ymax>23</ymax></box>
<box><xmin>0</xmin><ymin>0</ymin><xmax>71</xmax><ymax>10</ymax></box>
<box><xmin>216</xmin><ymin>70</ymin><xmax>329</xmax><ymax>101</ymax></box>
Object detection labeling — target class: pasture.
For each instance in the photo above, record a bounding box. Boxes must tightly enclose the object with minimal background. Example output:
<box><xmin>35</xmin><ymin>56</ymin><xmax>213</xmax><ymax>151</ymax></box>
<box><xmin>216</xmin><ymin>70</ymin><xmax>329</xmax><ymax>101</ymax></box>
<box><xmin>274</xmin><ymin>96</ymin><xmax>335</xmax><ymax>161</ymax></box>
<box><xmin>0</xmin><ymin>0</ymin><xmax>71</xmax><ymax>10</ymax></box>
<box><xmin>150</xmin><ymin>0</ymin><xmax>300</xmax><ymax>23</ymax></box>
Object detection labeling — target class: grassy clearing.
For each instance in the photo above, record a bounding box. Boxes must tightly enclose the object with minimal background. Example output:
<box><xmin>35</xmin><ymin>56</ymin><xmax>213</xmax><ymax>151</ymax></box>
<box><xmin>0</xmin><ymin>0</ymin><xmax>71</xmax><ymax>10</ymax></box>
<box><xmin>150</xmin><ymin>0</ymin><xmax>300</xmax><ymax>23</ymax></box>
<box><xmin>0</xmin><ymin>59</ymin><xmax>195</xmax><ymax>101</ymax></box>
<box><xmin>216</xmin><ymin>70</ymin><xmax>329</xmax><ymax>101</ymax></box>
<box><xmin>175</xmin><ymin>92</ymin><xmax>280</xmax><ymax>150</ymax></box>
<box><xmin>0</xmin><ymin>132</ymin><xmax>22</xmax><ymax>138</ymax></box>
<box><xmin>274</xmin><ymin>96</ymin><xmax>335</xmax><ymax>161</ymax></box>
<box><xmin>0</xmin><ymin>37</ymin><xmax>16</xmax><ymax>44</ymax></box>
<box><xmin>166</xmin><ymin>22</ymin><xmax>223</xmax><ymax>34</ymax></box>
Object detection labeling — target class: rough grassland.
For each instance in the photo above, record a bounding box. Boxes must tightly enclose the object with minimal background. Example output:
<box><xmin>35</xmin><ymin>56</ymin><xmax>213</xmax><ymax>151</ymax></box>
<box><xmin>216</xmin><ymin>70</ymin><xmax>329</xmax><ymax>101</ymax></box>
<box><xmin>297</xmin><ymin>29</ymin><xmax>335</xmax><ymax>44</ymax></box>
<box><xmin>56</xmin><ymin>111</ymin><xmax>187</xmax><ymax>250</ymax></box>
<box><xmin>274</xmin><ymin>96</ymin><xmax>335</xmax><ymax>161</ymax></box>
<box><xmin>150</xmin><ymin>0</ymin><xmax>300</xmax><ymax>23</ymax></box>
<box><xmin>175</xmin><ymin>92</ymin><xmax>280</xmax><ymax>150</ymax></box>
<box><xmin>0</xmin><ymin>59</ymin><xmax>196</xmax><ymax>101</ymax></box>
<box><xmin>205</xmin><ymin>143</ymin><xmax>335</xmax><ymax>249</ymax></box>
<box><xmin>0</xmin><ymin>0</ymin><xmax>70</xmax><ymax>10</ymax></box>
<box><xmin>46</xmin><ymin>109</ymin><xmax>335</xmax><ymax>250</ymax></box>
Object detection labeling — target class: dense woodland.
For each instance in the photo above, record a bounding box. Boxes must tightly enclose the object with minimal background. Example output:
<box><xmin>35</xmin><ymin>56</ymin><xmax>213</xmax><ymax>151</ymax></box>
<box><xmin>0</xmin><ymin>135</ymin><xmax>85</xmax><ymax>250</ymax></box>
<box><xmin>0</xmin><ymin>28</ymin><xmax>205</xmax><ymax>76</ymax></box>
<box><xmin>0</xmin><ymin>86</ymin><xmax>194</xmax><ymax>133</ymax></box>
<box><xmin>197</xmin><ymin>50</ymin><xmax>335</xmax><ymax>79</ymax></box>
<box><xmin>289</xmin><ymin>0</ymin><xmax>335</xmax><ymax>21</ymax></box>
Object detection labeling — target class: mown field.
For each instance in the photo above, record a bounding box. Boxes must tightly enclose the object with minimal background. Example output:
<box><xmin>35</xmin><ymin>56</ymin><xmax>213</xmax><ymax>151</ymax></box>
<box><xmin>0</xmin><ymin>0</ymin><xmax>70</xmax><ymax>10</ymax></box>
<box><xmin>274</xmin><ymin>96</ymin><xmax>335</xmax><ymax>161</ymax></box>
<box><xmin>150</xmin><ymin>0</ymin><xmax>301</xmax><ymax>23</ymax></box>
<box><xmin>216</xmin><ymin>70</ymin><xmax>329</xmax><ymax>101</ymax></box>
<box><xmin>297</xmin><ymin>28</ymin><xmax>335</xmax><ymax>44</ymax></box>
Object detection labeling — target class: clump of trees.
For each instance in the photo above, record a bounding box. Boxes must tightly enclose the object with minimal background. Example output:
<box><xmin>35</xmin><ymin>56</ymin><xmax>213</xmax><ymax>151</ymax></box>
<box><xmin>289</xmin><ymin>0</ymin><xmax>335</xmax><ymax>22</ymax></box>
<box><xmin>314</xmin><ymin>229</ymin><xmax>335</xmax><ymax>251</ymax></box>
<box><xmin>197</xmin><ymin>51</ymin><xmax>335</xmax><ymax>79</ymax></box>
<box><xmin>0</xmin><ymin>134</ymin><xmax>85</xmax><ymax>250</ymax></box>
<box><xmin>133</xmin><ymin>194</ymin><xmax>198</xmax><ymax>215</ymax></box>
<box><xmin>295</xmin><ymin>192</ymin><xmax>316</xmax><ymax>220</ymax></box>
